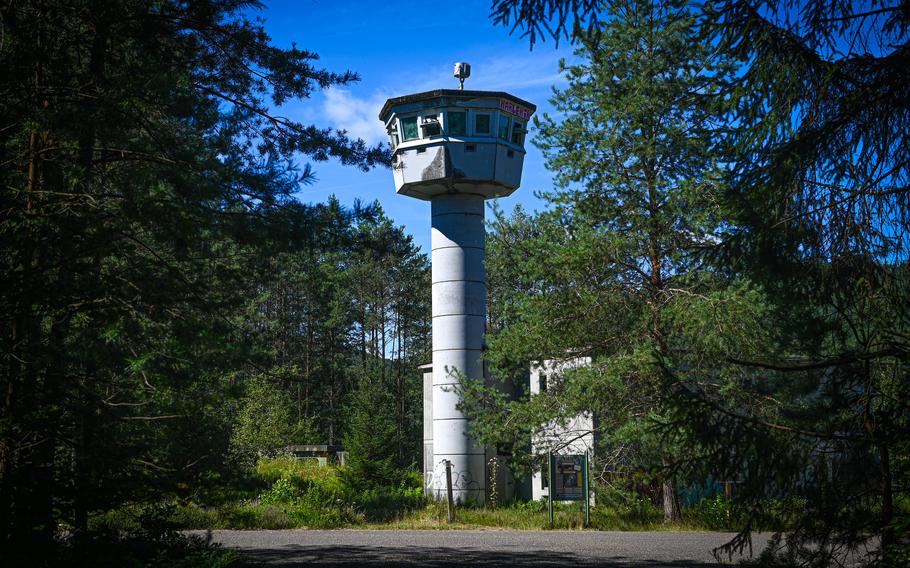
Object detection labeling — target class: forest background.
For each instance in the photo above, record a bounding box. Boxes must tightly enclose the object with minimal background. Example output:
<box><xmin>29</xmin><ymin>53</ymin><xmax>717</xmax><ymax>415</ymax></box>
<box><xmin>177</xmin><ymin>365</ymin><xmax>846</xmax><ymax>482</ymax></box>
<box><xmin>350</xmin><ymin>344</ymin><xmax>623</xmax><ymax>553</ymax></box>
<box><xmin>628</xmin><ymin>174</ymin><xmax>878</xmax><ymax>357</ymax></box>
<box><xmin>0</xmin><ymin>1</ymin><xmax>907</xmax><ymax>567</ymax></box>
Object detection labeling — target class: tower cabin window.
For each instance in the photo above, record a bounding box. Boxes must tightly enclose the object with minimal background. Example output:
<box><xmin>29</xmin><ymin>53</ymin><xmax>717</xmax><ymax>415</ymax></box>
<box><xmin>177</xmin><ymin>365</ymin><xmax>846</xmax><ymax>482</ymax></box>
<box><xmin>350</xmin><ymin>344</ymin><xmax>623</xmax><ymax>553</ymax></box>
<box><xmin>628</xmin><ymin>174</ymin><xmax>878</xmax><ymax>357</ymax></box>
<box><xmin>401</xmin><ymin>116</ymin><xmax>418</xmax><ymax>141</ymax></box>
<box><xmin>498</xmin><ymin>114</ymin><xmax>511</xmax><ymax>141</ymax></box>
<box><xmin>474</xmin><ymin>113</ymin><xmax>491</xmax><ymax>135</ymax></box>
<box><xmin>421</xmin><ymin>115</ymin><xmax>441</xmax><ymax>137</ymax></box>
<box><xmin>511</xmin><ymin>121</ymin><xmax>525</xmax><ymax>145</ymax></box>
<box><xmin>387</xmin><ymin>126</ymin><xmax>399</xmax><ymax>148</ymax></box>
<box><xmin>448</xmin><ymin>111</ymin><xmax>466</xmax><ymax>136</ymax></box>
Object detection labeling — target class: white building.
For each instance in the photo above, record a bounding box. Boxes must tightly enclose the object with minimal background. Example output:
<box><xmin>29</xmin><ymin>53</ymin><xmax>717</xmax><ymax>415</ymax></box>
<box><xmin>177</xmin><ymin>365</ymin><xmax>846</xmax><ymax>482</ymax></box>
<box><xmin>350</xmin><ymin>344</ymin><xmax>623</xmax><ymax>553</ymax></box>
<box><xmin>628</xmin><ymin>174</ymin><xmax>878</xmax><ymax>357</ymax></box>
<box><xmin>529</xmin><ymin>358</ymin><xmax>595</xmax><ymax>502</ymax></box>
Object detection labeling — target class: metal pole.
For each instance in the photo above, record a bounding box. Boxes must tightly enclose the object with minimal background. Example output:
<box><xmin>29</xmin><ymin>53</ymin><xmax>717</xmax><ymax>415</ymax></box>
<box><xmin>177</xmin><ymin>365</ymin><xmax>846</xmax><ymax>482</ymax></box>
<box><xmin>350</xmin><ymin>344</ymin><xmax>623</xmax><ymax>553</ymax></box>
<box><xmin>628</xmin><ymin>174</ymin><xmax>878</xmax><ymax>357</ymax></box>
<box><xmin>547</xmin><ymin>451</ymin><xmax>554</xmax><ymax>527</ymax></box>
<box><xmin>445</xmin><ymin>460</ymin><xmax>455</xmax><ymax>523</ymax></box>
<box><xmin>583</xmin><ymin>452</ymin><xmax>590</xmax><ymax>527</ymax></box>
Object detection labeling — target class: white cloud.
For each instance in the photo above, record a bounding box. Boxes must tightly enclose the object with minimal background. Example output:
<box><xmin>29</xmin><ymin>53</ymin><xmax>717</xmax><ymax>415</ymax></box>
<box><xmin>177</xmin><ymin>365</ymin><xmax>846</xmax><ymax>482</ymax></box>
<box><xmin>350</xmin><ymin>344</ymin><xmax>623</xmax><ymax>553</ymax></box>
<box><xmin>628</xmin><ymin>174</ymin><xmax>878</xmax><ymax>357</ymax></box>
<box><xmin>409</xmin><ymin>49</ymin><xmax>570</xmax><ymax>98</ymax></box>
<box><xmin>316</xmin><ymin>49</ymin><xmax>573</xmax><ymax>147</ymax></box>
<box><xmin>321</xmin><ymin>88</ymin><xmax>390</xmax><ymax>146</ymax></box>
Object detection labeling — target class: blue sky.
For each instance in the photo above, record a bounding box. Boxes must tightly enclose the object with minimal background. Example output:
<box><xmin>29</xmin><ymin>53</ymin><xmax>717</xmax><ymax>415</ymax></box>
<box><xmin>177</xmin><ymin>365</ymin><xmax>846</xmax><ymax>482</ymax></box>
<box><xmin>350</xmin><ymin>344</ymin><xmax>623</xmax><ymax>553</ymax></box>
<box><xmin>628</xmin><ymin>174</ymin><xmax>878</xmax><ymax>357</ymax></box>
<box><xmin>256</xmin><ymin>0</ymin><xmax>575</xmax><ymax>252</ymax></box>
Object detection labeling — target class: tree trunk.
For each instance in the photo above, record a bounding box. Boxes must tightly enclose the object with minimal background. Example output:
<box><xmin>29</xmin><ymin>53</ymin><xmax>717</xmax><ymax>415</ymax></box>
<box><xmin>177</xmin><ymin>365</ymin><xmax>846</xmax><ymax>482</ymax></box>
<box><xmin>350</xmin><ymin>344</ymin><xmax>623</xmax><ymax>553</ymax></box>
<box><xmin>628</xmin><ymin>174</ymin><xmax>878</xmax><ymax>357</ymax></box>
<box><xmin>880</xmin><ymin>443</ymin><xmax>894</xmax><ymax>549</ymax></box>
<box><xmin>662</xmin><ymin>476</ymin><xmax>680</xmax><ymax>522</ymax></box>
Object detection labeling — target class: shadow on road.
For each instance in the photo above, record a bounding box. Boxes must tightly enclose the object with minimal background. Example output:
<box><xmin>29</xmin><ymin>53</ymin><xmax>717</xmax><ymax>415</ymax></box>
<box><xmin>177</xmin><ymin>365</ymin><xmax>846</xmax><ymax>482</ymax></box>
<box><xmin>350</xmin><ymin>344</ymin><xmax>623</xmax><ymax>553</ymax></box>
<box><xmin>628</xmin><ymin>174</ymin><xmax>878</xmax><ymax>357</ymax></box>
<box><xmin>238</xmin><ymin>544</ymin><xmax>724</xmax><ymax>567</ymax></box>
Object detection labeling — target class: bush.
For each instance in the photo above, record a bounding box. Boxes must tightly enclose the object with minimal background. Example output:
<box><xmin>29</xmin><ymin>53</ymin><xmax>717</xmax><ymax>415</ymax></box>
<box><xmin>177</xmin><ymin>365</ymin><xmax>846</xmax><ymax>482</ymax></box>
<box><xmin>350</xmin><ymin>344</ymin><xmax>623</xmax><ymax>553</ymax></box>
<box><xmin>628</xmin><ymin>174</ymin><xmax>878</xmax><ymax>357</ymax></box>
<box><xmin>683</xmin><ymin>494</ymin><xmax>739</xmax><ymax>530</ymax></box>
<box><xmin>259</xmin><ymin>477</ymin><xmax>299</xmax><ymax>505</ymax></box>
<box><xmin>287</xmin><ymin>484</ymin><xmax>355</xmax><ymax>528</ymax></box>
<box><xmin>586</xmin><ymin>484</ymin><xmax>663</xmax><ymax>529</ymax></box>
<box><xmin>214</xmin><ymin>502</ymin><xmax>295</xmax><ymax>530</ymax></box>
<box><xmin>350</xmin><ymin>485</ymin><xmax>425</xmax><ymax>522</ymax></box>
<box><xmin>171</xmin><ymin>503</ymin><xmax>219</xmax><ymax>529</ymax></box>
<box><xmin>255</xmin><ymin>455</ymin><xmax>314</xmax><ymax>484</ymax></box>
<box><xmin>252</xmin><ymin>464</ymin><xmax>358</xmax><ymax>528</ymax></box>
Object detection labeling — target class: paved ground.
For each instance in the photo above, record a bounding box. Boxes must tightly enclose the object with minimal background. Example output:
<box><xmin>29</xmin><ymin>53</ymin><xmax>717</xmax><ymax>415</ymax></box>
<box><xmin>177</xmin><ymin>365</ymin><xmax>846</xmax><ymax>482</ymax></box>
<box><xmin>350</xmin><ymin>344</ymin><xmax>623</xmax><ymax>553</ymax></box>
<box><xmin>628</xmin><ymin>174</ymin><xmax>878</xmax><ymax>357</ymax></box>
<box><xmin>194</xmin><ymin>529</ymin><xmax>775</xmax><ymax>567</ymax></box>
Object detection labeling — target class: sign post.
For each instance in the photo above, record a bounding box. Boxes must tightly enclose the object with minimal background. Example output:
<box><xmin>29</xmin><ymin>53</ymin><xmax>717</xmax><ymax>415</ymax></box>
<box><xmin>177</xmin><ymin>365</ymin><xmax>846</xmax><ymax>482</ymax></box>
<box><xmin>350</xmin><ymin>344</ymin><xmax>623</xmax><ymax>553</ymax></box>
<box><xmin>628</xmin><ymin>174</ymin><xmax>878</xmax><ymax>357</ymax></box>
<box><xmin>444</xmin><ymin>459</ymin><xmax>455</xmax><ymax>523</ymax></box>
<box><xmin>583</xmin><ymin>452</ymin><xmax>590</xmax><ymax>527</ymax></box>
<box><xmin>547</xmin><ymin>452</ymin><xmax>554</xmax><ymax>526</ymax></box>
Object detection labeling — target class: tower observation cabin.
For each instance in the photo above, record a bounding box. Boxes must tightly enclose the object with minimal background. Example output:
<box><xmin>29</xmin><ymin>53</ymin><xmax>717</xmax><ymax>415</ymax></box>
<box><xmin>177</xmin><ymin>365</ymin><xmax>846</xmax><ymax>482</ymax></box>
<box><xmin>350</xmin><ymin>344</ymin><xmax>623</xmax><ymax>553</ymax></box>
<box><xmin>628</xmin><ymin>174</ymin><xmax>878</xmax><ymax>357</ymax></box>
<box><xmin>380</xmin><ymin>65</ymin><xmax>535</xmax><ymax>505</ymax></box>
<box><xmin>378</xmin><ymin>87</ymin><xmax>535</xmax><ymax>200</ymax></box>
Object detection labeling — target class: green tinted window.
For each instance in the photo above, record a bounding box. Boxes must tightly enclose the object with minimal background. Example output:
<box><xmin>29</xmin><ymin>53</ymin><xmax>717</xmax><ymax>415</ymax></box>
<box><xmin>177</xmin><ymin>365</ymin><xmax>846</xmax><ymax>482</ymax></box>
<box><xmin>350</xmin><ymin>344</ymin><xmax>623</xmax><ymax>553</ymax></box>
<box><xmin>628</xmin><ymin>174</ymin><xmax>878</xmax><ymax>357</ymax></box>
<box><xmin>401</xmin><ymin>117</ymin><xmax>418</xmax><ymax>140</ymax></box>
<box><xmin>448</xmin><ymin>111</ymin><xmax>466</xmax><ymax>136</ymax></box>
<box><xmin>475</xmin><ymin>114</ymin><xmax>491</xmax><ymax>134</ymax></box>
<box><xmin>498</xmin><ymin>115</ymin><xmax>510</xmax><ymax>140</ymax></box>
<box><xmin>511</xmin><ymin>121</ymin><xmax>524</xmax><ymax>145</ymax></box>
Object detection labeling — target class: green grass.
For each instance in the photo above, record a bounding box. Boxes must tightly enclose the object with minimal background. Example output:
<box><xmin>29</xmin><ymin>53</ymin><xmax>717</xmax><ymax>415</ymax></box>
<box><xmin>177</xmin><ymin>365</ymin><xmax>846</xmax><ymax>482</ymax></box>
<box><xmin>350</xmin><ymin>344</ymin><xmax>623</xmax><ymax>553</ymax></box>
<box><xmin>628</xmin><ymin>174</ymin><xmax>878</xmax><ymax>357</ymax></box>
<box><xmin>367</xmin><ymin>498</ymin><xmax>677</xmax><ymax>531</ymax></box>
<box><xmin>92</xmin><ymin>459</ymin><xmax>759</xmax><ymax>533</ymax></box>
<box><xmin>163</xmin><ymin>458</ymin><xmax>423</xmax><ymax>529</ymax></box>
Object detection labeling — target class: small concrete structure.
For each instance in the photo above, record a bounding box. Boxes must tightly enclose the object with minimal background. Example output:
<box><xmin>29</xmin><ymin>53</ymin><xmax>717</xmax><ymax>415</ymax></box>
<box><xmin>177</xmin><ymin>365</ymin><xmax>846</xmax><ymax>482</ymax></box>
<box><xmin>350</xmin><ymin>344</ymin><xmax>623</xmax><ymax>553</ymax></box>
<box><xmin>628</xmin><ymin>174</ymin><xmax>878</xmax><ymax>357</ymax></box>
<box><xmin>285</xmin><ymin>445</ymin><xmax>347</xmax><ymax>466</ymax></box>
<box><xmin>380</xmin><ymin>69</ymin><xmax>535</xmax><ymax>504</ymax></box>
<box><xmin>529</xmin><ymin>358</ymin><xmax>595</xmax><ymax>502</ymax></box>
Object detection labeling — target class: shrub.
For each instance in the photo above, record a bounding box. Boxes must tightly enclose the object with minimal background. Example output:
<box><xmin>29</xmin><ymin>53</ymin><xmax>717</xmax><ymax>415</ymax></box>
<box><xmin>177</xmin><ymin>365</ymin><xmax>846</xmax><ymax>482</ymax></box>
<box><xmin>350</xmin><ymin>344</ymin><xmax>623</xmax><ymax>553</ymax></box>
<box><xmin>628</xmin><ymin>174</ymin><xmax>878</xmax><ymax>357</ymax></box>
<box><xmin>286</xmin><ymin>484</ymin><xmax>355</xmax><ymax>528</ymax></box>
<box><xmin>259</xmin><ymin>477</ymin><xmax>300</xmax><ymax>505</ymax></box>
<box><xmin>255</xmin><ymin>455</ymin><xmax>314</xmax><ymax>484</ymax></box>
<box><xmin>170</xmin><ymin>502</ymin><xmax>219</xmax><ymax>529</ymax></box>
<box><xmin>683</xmin><ymin>494</ymin><xmax>738</xmax><ymax>530</ymax></box>
<box><xmin>214</xmin><ymin>502</ymin><xmax>295</xmax><ymax>529</ymax></box>
<box><xmin>350</xmin><ymin>485</ymin><xmax>425</xmax><ymax>522</ymax></box>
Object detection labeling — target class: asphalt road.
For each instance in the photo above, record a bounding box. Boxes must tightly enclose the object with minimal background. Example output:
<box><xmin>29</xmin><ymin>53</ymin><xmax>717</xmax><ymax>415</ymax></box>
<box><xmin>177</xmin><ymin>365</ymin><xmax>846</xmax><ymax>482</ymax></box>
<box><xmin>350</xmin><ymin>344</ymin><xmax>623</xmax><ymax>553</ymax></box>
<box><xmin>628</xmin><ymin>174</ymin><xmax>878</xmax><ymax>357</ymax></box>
<box><xmin>194</xmin><ymin>529</ymin><xmax>776</xmax><ymax>567</ymax></box>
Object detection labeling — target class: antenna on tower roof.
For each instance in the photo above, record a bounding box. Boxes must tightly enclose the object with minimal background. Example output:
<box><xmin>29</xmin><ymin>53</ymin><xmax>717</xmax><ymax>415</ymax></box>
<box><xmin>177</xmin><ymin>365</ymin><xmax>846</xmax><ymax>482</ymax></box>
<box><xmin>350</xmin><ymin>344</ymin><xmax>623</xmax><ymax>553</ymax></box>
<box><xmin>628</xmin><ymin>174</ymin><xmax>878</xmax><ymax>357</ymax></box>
<box><xmin>454</xmin><ymin>62</ymin><xmax>471</xmax><ymax>90</ymax></box>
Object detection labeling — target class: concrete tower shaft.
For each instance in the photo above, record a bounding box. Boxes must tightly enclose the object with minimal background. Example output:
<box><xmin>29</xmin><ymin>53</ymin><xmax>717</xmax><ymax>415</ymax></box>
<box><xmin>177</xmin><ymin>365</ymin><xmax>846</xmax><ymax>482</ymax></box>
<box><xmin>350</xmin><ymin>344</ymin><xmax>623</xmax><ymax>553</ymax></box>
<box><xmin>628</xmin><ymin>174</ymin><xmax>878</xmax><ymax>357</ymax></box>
<box><xmin>431</xmin><ymin>194</ymin><xmax>486</xmax><ymax>503</ymax></box>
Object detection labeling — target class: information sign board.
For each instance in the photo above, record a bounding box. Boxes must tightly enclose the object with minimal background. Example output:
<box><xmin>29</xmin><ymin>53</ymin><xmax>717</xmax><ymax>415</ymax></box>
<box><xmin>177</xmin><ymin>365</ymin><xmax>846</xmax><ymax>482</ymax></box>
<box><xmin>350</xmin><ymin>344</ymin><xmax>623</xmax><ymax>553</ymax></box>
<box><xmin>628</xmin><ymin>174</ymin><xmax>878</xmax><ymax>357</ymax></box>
<box><xmin>547</xmin><ymin>452</ymin><xmax>590</xmax><ymax>527</ymax></box>
<box><xmin>550</xmin><ymin>454</ymin><xmax>585</xmax><ymax>500</ymax></box>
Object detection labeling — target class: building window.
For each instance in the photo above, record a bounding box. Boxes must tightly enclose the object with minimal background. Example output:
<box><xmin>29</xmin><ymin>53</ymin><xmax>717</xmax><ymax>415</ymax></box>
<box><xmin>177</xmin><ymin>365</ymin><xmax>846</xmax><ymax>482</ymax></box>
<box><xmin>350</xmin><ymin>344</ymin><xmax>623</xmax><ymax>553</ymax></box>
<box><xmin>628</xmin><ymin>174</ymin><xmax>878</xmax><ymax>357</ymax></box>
<box><xmin>421</xmin><ymin>115</ymin><xmax>441</xmax><ymax>137</ymax></box>
<box><xmin>474</xmin><ymin>113</ymin><xmax>491</xmax><ymax>135</ymax></box>
<box><xmin>511</xmin><ymin>121</ymin><xmax>525</xmax><ymax>145</ymax></box>
<box><xmin>401</xmin><ymin>116</ymin><xmax>418</xmax><ymax>141</ymax></box>
<box><xmin>448</xmin><ymin>111</ymin><xmax>466</xmax><ymax>136</ymax></box>
<box><xmin>387</xmin><ymin>126</ymin><xmax>399</xmax><ymax>148</ymax></box>
<box><xmin>498</xmin><ymin>114</ymin><xmax>511</xmax><ymax>140</ymax></box>
<box><xmin>539</xmin><ymin>373</ymin><xmax>547</xmax><ymax>393</ymax></box>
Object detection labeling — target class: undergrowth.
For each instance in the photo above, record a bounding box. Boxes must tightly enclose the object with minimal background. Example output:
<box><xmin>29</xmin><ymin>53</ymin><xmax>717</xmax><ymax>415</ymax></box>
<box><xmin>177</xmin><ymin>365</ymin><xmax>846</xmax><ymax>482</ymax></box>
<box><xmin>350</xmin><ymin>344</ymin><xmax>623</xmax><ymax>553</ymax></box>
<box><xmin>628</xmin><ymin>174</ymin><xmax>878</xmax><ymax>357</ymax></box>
<box><xmin>92</xmin><ymin>457</ymin><xmax>775</xmax><ymax>533</ymax></box>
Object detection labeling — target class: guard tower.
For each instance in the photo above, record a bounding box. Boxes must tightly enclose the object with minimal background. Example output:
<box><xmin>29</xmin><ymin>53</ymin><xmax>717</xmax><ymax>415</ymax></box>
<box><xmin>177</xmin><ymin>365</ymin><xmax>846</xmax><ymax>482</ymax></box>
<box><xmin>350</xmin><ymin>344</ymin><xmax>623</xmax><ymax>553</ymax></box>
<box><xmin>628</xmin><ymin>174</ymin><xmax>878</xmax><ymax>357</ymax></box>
<box><xmin>379</xmin><ymin>64</ymin><xmax>535</xmax><ymax>504</ymax></box>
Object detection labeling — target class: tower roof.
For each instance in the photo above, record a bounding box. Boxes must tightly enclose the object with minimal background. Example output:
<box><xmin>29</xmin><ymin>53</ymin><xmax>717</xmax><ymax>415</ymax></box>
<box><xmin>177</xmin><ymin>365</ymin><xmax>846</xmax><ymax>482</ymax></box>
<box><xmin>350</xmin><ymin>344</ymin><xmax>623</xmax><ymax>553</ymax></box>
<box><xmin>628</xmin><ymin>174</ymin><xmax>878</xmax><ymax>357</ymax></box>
<box><xmin>379</xmin><ymin>89</ymin><xmax>536</xmax><ymax>122</ymax></box>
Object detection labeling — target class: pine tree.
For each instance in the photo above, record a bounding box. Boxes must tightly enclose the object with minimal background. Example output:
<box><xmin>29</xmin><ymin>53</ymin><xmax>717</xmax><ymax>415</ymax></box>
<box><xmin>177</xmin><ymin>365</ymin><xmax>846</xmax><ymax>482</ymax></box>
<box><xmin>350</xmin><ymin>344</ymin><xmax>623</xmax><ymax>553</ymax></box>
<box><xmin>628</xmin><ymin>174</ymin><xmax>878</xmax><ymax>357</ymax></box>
<box><xmin>0</xmin><ymin>0</ymin><xmax>385</xmax><ymax>554</ymax></box>
<box><xmin>669</xmin><ymin>1</ymin><xmax>910</xmax><ymax>562</ymax></box>
<box><xmin>489</xmin><ymin>1</ymin><xmax>910</xmax><ymax>562</ymax></box>
<box><xmin>343</xmin><ymin>374</ymin><xmax>400</xmax><ymax>490</ymax></box>
<box><xmin>479</xmin><ymin>0</ymin><xmax>738</xmax><ymax>522</ymax></box>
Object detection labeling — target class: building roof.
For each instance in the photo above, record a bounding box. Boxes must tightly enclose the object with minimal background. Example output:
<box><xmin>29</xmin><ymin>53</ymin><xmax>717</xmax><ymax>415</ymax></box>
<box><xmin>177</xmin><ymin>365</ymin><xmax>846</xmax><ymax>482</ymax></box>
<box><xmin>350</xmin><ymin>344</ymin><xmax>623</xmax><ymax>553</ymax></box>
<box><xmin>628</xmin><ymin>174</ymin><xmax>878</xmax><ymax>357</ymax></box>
<box><xmin>379</xmin><ymin>89</ymin><xmax>536</xmax><ymax>121</ymax></box>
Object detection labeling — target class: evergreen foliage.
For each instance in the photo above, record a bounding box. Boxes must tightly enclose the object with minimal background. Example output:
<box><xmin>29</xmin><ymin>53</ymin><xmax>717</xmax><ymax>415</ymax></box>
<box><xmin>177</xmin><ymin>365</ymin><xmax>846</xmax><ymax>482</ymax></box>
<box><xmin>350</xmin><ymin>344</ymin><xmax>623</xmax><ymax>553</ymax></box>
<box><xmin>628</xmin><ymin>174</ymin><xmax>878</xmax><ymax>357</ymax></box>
<box><xmin>343</xmin><ymin>375</ymin><xmax>402</xmax><ymax>490</ymax></box>
<box><xmin>0</xmin><ymin>0</ymin><xmax>428</xmax><ymax>561</ymax></box>
<box><xmin>485</xmin><ymin>0</ymin><xmax>910</xmax><ymax>564</ymax></box>
<box><xmin>471</xmin><ymin>0</ymin><xmax>740</xmax><ymax>522</ymax></box>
